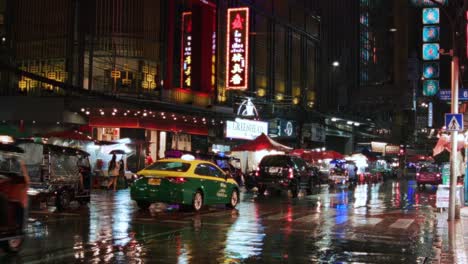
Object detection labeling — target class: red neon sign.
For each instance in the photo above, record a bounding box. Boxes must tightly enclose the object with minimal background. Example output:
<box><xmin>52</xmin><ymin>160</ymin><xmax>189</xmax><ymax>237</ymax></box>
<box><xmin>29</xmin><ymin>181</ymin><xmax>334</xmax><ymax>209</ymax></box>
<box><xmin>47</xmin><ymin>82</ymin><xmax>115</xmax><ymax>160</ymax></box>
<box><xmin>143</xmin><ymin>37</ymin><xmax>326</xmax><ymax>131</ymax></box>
<box><xmin>181</xmin><ymin>12</ymin><xmax>192</xmax><ymax>89</ymax></box>
<box><xmin>226</xmin><ymin>7</ymin><xmax>249</xmax><ymax>90</ymax></box>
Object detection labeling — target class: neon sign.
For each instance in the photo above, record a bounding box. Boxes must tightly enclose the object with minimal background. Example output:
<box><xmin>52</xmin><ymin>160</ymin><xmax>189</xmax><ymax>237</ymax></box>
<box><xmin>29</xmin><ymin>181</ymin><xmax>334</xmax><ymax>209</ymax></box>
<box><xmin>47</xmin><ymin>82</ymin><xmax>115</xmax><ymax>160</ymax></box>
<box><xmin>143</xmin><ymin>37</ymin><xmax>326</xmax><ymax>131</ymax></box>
<box><xmin>422</xmin><ymin>43</ymin><xmax>440</xmax><ymax>60</ymax></box>
<box><xmin>423</xmin><ymin>8</ymin><xmax>439</xmax><ymax>24</ymax></box>
<box><xmin>422</xmin><ymin>26</ymin><xmax>439</xmax><ymax>42</ymax></box>
<box><xmin>226</xmin><ymin>7</ymin><xmax>249</xmax><ymax>90</ymax></box>
<box><xmin>181</xmin><ymin>12</ymin><xmax>192</xmax><ymax>89</ymax></box>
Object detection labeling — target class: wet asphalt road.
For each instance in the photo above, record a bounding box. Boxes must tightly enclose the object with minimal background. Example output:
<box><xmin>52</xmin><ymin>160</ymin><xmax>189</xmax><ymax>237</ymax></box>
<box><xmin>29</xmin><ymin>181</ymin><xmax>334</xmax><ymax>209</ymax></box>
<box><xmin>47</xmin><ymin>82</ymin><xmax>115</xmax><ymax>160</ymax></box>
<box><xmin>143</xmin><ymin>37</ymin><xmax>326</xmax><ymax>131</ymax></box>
<box><xmin>1</xmin><ymin>179</ymin><xmax>438</xmax><ymax>263</ymax></box>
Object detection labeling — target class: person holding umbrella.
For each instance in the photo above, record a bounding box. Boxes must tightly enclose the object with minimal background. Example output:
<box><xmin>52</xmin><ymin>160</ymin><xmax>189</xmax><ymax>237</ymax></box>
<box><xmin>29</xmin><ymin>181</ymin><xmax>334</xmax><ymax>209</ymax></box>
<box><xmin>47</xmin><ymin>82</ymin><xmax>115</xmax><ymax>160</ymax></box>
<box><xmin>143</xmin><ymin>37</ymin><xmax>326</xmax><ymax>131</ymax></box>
<box><xmin>107</xmin><ymin>154</ymin><xmax>119</xmax><ymax>191</ymax></box>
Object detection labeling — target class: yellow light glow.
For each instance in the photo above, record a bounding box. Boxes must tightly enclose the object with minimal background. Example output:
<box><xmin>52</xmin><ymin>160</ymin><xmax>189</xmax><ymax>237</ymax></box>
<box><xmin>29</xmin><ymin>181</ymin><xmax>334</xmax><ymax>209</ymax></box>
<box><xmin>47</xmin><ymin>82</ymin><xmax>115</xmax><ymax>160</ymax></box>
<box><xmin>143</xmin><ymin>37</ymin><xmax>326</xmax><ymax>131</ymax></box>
<box><xmin>257</xmin><ymin>88</ymin><xmax>266</xmax><ymax>97</ymax></box>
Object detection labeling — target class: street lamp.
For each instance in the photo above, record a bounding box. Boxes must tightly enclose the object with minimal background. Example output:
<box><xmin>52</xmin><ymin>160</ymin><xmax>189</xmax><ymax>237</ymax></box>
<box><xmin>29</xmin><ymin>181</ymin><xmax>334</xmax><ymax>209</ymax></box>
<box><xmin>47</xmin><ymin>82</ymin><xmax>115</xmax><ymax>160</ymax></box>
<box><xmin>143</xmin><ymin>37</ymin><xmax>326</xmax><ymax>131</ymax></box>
<box><xmin>332</xmin><ymin>61</ymin><xmax>340</xmax><ymax>67</ymax></box>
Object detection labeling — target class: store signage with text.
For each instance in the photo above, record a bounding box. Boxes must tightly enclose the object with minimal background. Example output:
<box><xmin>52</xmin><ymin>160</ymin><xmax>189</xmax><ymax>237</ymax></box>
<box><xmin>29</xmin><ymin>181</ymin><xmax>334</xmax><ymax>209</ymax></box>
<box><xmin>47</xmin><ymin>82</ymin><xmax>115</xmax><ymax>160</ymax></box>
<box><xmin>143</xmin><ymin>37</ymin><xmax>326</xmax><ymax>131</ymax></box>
<box><xmin>226</xmin><ymin>7</ymin><xmax>249</xmax><ymax>90</ymax></box>
<box><xmin>181</xmin><ymin>12</ymin><xmax>192</xmax><ymax>89</ymax></box>
<box><xmin>226</xmin><ymin>118</ymin><xmax>268</xmax><ymax>140</ymax></box>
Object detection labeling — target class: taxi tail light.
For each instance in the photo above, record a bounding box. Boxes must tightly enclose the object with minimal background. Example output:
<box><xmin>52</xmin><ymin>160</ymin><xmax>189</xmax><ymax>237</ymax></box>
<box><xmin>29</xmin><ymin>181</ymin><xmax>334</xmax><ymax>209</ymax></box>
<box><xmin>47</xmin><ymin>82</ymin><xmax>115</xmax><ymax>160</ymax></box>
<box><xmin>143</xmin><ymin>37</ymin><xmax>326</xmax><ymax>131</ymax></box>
<box><xmin>167</xmin><ymin>177</ymin><xmax>187</xmax><ymax>184</ymax></box>
<box><xmin>288</xmin><ymin>168</ymin><xmax>294</xmax><ymax>179</ymax></box>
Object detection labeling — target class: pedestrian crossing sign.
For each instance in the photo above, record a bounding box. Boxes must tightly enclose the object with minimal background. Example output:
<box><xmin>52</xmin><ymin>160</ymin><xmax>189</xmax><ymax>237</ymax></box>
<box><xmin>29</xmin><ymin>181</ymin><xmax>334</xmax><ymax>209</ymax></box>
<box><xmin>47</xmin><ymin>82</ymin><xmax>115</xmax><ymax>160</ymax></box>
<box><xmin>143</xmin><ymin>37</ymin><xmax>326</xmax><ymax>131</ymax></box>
<box><xmin>445</xmin><ymin>113</ymin><xmax>463</xmax><ymax>131</ymax></box>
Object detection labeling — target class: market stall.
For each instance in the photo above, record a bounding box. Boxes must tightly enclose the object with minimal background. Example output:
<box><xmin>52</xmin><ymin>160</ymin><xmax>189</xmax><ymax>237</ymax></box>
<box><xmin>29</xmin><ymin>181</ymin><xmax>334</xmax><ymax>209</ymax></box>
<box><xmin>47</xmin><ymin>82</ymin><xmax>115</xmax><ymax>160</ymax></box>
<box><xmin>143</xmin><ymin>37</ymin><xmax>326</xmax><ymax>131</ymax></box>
<box><xmin>230</xmin><ymin>133</ymin><xmax>292</xmax><ymax>173</ymax></box>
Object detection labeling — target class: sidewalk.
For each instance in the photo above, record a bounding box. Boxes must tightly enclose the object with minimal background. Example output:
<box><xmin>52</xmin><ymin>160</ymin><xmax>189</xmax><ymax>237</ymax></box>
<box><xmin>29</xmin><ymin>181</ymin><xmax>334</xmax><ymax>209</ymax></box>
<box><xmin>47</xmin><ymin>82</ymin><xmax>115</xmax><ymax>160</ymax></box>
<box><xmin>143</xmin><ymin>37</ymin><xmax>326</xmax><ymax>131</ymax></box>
<box><xmin>432</xmin><ymin>207</ymin><xmax>468</xmax><ymax>263</ymax></box>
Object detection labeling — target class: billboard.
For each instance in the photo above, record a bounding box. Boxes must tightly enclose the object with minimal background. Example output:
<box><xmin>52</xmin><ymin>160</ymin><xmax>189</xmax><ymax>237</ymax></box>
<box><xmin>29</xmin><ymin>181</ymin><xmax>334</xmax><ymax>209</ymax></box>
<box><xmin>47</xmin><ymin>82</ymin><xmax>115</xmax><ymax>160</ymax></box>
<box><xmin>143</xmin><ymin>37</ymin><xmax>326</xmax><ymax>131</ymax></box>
<box><xmin>226</xmin><ymin>7</ymin><xmax>249</xmax><ymax>90</ymax></box>
<box><xmin>423</xmin><ymin>8</ymin><xmax>440</xmax><ymax>24</ymax></box>
<box><xmin>422</xmin><ymin>43</ymin><xmax>440</xmax><ymax>60</ymax></box>
<box><xmin>423</xmin><ymin>26</ymin><xmax>439</xmax><ymax>42</ymax></box>
<box><xmin>226</xmin><ymin>118</ymin><xmax>268</xmax><ymax>140</ymax></box>
<box><xmin>181</xmin><ymin>12</ymin><xmax>192</xmax><ymax>89</ymax></box>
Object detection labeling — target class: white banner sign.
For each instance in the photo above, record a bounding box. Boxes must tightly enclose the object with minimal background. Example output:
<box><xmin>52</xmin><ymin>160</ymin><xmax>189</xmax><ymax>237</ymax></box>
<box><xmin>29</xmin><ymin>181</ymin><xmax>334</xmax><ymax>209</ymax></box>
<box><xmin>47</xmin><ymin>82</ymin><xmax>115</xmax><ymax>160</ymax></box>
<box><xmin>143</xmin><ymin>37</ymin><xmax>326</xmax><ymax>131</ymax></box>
<box><xmin>226</xmin><ymin>118</ymin><xmax>268</xmax><ymax>140</ymax></box>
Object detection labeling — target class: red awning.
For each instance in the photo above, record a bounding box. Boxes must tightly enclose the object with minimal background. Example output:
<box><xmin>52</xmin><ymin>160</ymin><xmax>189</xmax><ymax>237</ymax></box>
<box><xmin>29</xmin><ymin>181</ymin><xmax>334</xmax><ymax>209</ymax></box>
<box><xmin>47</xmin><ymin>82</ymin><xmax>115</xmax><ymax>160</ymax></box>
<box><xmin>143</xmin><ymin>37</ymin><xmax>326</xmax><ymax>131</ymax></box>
<box><xmin>42</xmin><ymin>130</ymin><xmax>94</xmax><ymax>141</ymax></box>
<box><xmin>232</xmin><ymin>133</ymin><xmax>292</xmax><ymax>152</ymax></box>
<box><xmin>302</xmin><ymin>150</ymin><xmax>344</xmax><ymax>161</ymax></box>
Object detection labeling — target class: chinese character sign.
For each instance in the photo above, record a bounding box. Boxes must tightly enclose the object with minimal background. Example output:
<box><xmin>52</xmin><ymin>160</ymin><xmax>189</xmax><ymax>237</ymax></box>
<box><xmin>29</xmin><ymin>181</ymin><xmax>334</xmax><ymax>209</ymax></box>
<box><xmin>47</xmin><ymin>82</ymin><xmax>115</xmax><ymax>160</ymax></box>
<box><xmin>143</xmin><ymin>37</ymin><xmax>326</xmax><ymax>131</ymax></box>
<box><xmin>226</xmin><ymin>7</ymin><xmax>249</xmax><ymax>90</ymax></box>
<box><xmin>181</xmin><ymin>12</ymin><xmax>192</xmax><ymax>89</ymax></box>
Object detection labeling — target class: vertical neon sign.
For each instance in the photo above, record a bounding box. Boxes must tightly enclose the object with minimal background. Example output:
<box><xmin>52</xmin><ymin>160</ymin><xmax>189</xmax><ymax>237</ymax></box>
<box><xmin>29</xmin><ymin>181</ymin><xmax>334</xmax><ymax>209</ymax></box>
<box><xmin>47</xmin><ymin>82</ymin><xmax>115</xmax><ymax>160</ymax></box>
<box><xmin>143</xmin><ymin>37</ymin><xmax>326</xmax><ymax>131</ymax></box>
<box><xmin>466</xmin><ymin>11</ymin><xmax>468</xmax><ymax>59</ymax></box>
<box><xmin>226</xmin><ymin>7</ymin><xmax>249</xmax><ymax>90</ymax></box>
<box><xmin>181</xmin><ymin>12</ymin><xmax>192</xmax><ymax>89</ymax></box>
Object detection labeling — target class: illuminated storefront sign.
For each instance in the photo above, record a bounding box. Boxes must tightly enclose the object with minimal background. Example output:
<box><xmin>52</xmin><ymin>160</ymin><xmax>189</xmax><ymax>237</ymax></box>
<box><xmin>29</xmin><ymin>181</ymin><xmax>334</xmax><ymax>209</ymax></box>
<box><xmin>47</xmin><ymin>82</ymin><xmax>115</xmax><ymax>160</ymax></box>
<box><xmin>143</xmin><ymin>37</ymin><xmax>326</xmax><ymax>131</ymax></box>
<box><xmin>423</xmin><ymin>79</ymin><xmax>439</xmax><ymax>96</ymax></box>
<box><xmin>226</xmin><ymin>7</ymin><xmax>249</xmax><ymax>90</ymax></box>
<box><xmin>423</xmin><ymin>26</ymin><xmax>439</xmax><ymax>42</ymax></box>
<box><xmin>423</xmin><ymin>8</ymin><xmax>440</xmax><ymax>24</ymax></box>
<box><xmin>422</xmin><ymin>43</ymin><xmax>440</xmax><ymax>60</ymax></box>
<box><xmin>428</xmin><ymin>102</ymin><xmax>433</xmax><ymax>127</ymax></box>
<box><xmin>411</xmin><ymin>0</ymin><xmax>447</xmax><ymax>6</ymax></box>
<box><xmin>181</xmin><ymin>12</ymin><xmax>192</xmax><ymax>89</ymax></box>
<box><xmin>226</xmin><ymin>118</ymin><xmax>268</xmax><ymax>140</ymax></box>
<box><xmin>268</xmin><ymin>119</ymin><xmax>296</xmax><ymax>138</ymax></box>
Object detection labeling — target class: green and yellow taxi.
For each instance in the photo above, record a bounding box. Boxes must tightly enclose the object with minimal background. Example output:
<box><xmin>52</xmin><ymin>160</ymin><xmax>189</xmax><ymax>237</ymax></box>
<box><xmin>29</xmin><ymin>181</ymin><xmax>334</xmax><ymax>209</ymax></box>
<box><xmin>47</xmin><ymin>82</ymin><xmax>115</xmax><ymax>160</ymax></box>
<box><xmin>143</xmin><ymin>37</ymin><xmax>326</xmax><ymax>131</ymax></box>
<box><xmin>130</xmin><ymin>157</ymin><xmax>240</xmax><ymax>211</ymax></box>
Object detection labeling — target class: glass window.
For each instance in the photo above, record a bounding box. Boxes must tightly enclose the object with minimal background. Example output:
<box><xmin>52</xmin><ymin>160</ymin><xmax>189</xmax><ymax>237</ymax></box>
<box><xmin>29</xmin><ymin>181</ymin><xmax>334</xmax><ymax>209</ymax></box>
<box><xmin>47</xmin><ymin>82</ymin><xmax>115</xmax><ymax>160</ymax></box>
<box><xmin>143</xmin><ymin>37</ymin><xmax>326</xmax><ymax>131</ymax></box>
<box><xmin>260</xmin><ymin>156</ymin><xmax>289</xmax><ymax>167</ymax></box>
<box><xmin>0</xmin><ymin>151</ymin><xmax>22</xmax><ymax>174</ymax></box>
<box><xmin>146</xmin><ymin>161</ymin><xmax>191</xmax><ymax>172</ymax></box>
<box><xmin>195</xmin><ymin>164</ymin><xmax>211</xmax><ymax>176</ymax></box>
<box><xmin>420</xmin><ymin>167</ymin><xmax>439</xmax><ymax>173</ymax></box>
<box><xmin>206</xmin><ymin>164</ymin><xmax>225</xmax><ymax>178</ymax></box>
<box><xmin>291</xmin><ymin>157</ymin><xmax>307</xmax><ymax>171</ymax></box>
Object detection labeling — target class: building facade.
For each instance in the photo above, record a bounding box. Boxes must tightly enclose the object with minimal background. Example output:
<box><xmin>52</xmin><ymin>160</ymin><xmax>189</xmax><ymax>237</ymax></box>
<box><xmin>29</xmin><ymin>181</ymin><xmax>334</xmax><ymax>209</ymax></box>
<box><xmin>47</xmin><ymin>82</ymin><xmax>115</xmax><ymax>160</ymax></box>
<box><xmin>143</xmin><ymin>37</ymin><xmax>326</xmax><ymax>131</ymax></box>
<box><xmin>0</xmin><ymin>0</ymin><xmax>329</xmax><ymax>162</ymax></box>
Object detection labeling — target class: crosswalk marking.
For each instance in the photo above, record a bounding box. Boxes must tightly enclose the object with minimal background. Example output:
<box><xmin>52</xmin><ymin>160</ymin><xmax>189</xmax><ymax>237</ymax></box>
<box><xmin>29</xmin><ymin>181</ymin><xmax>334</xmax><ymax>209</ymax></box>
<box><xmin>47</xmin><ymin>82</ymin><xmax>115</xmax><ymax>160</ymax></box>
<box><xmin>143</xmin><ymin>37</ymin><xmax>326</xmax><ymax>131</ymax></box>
<box><xmin>389</xmin><ymin>219</ymin><xmax>414</xmax><ymax>229</ymax></box>
<box><xmin>294</xmin><ymin>214</ymin><xmax>320</xmax><ymax>223</ymax></box>
<box><xmin>264</xmin><ymin>213</ymin><xmax>287</xmax><ymax>220</ymax></box>
<box><xmin>352</xmin><ymin>217</ymin><xmax>383</xmax><ymax>226</ymax></box>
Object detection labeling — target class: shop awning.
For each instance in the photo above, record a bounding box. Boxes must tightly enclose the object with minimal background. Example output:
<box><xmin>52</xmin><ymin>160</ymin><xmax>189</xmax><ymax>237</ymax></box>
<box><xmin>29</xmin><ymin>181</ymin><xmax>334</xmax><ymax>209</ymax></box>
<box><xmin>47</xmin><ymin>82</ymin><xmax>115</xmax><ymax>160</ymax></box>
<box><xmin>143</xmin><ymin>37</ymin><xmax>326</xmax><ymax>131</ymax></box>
<box><xmin>231</xmin><ymin>133</ymin><xmax>292</xmax><ymax>152</ymax></box>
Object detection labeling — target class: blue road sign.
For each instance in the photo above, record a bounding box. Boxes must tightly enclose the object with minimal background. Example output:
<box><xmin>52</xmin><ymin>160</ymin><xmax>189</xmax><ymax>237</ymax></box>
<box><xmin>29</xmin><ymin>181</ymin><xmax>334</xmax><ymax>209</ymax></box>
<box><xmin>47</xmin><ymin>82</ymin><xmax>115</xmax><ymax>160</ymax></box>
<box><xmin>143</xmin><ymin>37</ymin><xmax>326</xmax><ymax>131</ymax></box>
<box><xmin>445</xmin><ymin>113</ymin><xmax>463</xmax><ymax>131</ymax></box>
<box><xmin>438</xmin><ymin>89</ymin><xmax>468</xmax><ymax>101</ymax></box>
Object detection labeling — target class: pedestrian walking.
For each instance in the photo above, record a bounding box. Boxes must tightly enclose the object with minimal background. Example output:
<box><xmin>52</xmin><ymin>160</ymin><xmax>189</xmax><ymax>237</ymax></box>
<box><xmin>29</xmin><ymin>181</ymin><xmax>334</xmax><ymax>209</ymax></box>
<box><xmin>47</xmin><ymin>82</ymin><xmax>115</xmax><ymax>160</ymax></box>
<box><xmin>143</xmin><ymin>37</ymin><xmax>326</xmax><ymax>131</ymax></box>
<box><xmin>107</xmin><ymin>154</ymin><xmax>119</xmax><ymax>191</ymax></box>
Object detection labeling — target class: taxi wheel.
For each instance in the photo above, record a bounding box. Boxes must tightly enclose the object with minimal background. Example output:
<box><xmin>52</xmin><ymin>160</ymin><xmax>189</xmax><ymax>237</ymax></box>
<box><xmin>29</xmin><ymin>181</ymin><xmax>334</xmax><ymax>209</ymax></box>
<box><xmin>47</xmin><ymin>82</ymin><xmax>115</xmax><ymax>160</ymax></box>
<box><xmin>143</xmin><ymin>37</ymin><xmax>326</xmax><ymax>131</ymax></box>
<box><xmin>227</xmin><ymin>189</ymin><xmax>239</xmax><ymax>208</ymax></box>
<box><xmin>56</xmin><ymin>191</ymin><xmax>71</xmax><ymax>211</ymax></box>
<box><xmin>2</xmin><ymin>238</ymin><xmax>23</xmax><ymax>253</ymax></box>
<box><xmin>192</xmin><ymin>191</ymin><xmax>204</xmax><ymax>212</ymax></box>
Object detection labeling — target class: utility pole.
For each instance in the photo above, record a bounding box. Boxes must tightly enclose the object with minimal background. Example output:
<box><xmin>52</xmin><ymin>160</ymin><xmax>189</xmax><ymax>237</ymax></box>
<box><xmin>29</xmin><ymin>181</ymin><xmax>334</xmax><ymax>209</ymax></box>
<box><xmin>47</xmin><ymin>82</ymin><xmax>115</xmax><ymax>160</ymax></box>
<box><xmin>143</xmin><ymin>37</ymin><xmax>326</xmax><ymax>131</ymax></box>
<box><xmin>428</xmin><ymin>0</ymin><xmax>468</xmax><ymax>221</ymax></box>
<box><xmin>449</xmin><ymin>49</ymin><xmax>459</xmax><ymax>221</ymax></box>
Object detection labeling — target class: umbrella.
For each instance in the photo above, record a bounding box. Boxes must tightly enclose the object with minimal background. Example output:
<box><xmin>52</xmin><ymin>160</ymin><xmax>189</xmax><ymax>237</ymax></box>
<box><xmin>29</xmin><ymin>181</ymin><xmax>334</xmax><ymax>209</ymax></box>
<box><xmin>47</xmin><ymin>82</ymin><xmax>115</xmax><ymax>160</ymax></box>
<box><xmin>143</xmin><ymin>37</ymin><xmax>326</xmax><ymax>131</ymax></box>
<box><xmin>109</xmin><ymin>149</ymin><xmax>127</xmax><ymax>155</ymax></box>
<box><xmin>433</xmin><ymin>134</ymin><xmax>465</xmax><ymax>156</ymax></box>
<box><xmin>232</xmin><ymin>133</ymin><xmax>292</xmax><ymax>152</ymax></box>
<box><xmin>322</xmin><ymin>150</ymin><xmax>344</xmax><ymax>160</ymax></box>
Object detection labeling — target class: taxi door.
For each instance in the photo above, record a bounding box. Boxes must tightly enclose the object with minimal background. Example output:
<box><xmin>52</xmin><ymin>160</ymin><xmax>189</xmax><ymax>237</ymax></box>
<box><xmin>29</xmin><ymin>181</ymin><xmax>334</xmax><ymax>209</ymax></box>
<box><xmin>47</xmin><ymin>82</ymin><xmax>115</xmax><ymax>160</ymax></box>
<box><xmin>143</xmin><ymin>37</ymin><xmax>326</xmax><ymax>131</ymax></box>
<box><xmin>194</xmin><ymin>163</ymin><xmax>220</xmax><ymax>204</ymax></box>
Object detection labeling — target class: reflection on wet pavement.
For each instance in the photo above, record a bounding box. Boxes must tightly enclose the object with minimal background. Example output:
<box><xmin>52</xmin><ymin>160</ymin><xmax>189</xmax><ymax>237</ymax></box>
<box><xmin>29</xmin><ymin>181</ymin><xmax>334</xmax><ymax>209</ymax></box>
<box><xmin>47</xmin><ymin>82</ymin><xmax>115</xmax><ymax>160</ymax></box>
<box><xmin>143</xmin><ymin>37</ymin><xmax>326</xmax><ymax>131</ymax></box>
<box><xmin>1</xmin><ymin>179</ymin><xmax>438</xmax><ymax>263</ymax></box>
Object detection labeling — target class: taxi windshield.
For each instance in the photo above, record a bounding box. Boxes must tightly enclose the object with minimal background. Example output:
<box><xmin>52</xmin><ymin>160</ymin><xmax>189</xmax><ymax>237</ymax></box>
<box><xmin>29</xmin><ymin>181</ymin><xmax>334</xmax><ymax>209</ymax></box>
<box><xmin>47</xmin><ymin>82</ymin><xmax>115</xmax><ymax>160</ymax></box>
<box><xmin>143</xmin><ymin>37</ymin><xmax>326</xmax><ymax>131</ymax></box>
<box><xmin>146</xmin><ymin>161</ymin><xmax>191</xmax><ymax>172</ymax></box>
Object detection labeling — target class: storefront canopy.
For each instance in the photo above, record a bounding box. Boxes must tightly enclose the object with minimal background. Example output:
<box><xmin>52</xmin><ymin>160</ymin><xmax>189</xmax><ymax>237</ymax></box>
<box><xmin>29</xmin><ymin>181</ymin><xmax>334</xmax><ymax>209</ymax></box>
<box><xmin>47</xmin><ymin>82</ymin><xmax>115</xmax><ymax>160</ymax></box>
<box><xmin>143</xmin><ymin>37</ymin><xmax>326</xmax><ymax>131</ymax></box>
<box><xmin>42</xmin><ymin>130</ymin><xmax>94</xmax><ymax>141</ymax></box>
<box><xmin>302</xmin><ymin>150</ymin><xmax>344</xmax><ymax>161</ymax></box>
<box><xmin>231</xmin><ymin>133</ymin><xmax>292</xmax><ymax>152</ymax></box>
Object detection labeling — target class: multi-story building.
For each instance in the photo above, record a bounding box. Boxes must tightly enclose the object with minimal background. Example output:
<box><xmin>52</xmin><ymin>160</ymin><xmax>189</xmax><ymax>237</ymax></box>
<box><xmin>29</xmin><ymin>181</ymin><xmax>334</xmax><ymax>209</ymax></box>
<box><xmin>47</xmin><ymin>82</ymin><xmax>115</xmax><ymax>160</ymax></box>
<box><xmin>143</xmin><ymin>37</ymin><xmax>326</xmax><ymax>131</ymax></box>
<box><xmin>0</xmin><ymin>0</ymin><xmax>327</xmax><ymax>163</ymax></box>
